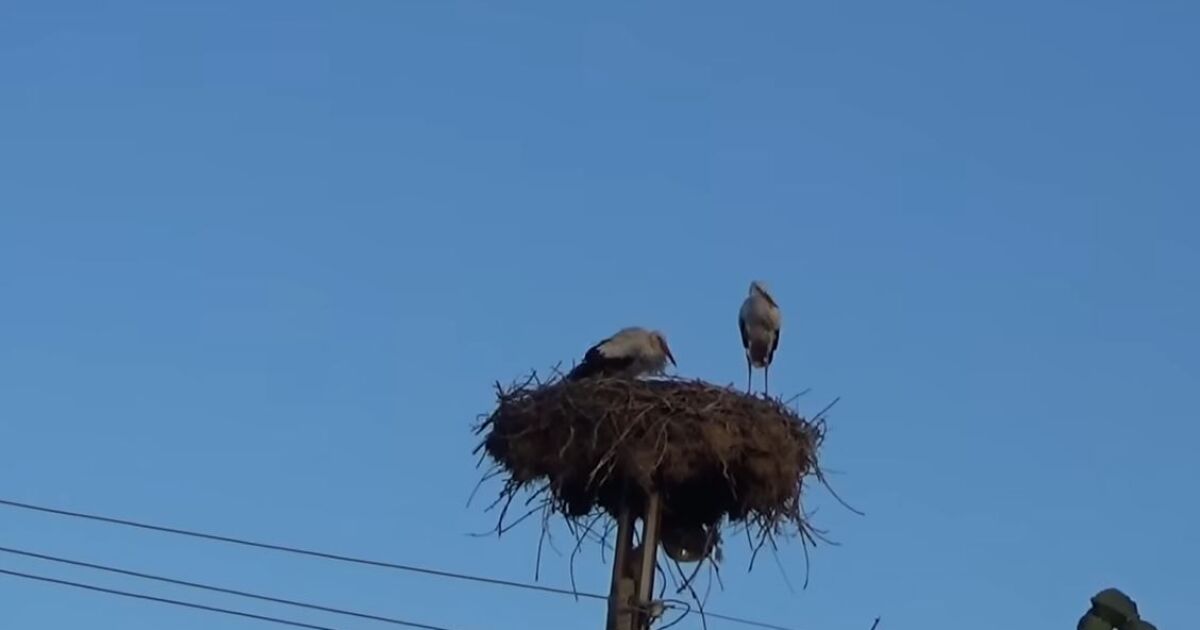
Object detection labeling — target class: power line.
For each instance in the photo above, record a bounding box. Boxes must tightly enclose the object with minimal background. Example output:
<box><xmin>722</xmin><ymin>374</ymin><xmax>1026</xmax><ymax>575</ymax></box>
<box><xmin>0</xmin><ymin>567</ymin><xmax>341</xmax><ymax>630</ymax></box>
<box><xmin>692</xmin><ymin>610</ymin><xmax>794</xmax><ymax>630</ymax></box>
<box><xmin>0</xmin><ymin>497</ymin><xmax>605</xmax><ymax>602</ymax></box>
<box><xmin>0</xmin><ymin>497</ymin><xmax>797</xmax><ymax>630</ymax></box>
<box><xmin>0</xmin><ymin>545</ymin><xmax>455</xmax><ymax>630</ymax></box>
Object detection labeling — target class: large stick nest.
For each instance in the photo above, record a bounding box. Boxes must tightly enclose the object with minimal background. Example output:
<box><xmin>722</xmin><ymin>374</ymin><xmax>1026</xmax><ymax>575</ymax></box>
<box><xmin>474</xmin><ymin>373</ymin><xmax>830</xmax><ymax>554</ymax></box>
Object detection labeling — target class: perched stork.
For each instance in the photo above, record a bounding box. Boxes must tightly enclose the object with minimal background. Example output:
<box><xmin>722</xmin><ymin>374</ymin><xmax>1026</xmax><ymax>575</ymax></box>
<box><xmin>565</xmin><ymin>326</ymin><xmax>676</xmax><ymax>381</ymax></box>
<box><xmin>738</xmin><ymin>280</ymin><xmax>782</xmax><ymax>395</ymax></box>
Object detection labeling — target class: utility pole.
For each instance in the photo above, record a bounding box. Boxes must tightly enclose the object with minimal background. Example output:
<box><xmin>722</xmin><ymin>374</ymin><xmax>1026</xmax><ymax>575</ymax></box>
<box><xmin>606</xmin><ymin>489</ymin><xmax>665</xmax><ymax>630</ymax></box>
<box><xmin>635</xmin><ymin>491</ymin><xmax>662</xmax><ymax>630</ymax></box>
<box><xmin>606</xmin><ymin>502</ymin><xmax>636</xmax><ymax>630</ymax></box>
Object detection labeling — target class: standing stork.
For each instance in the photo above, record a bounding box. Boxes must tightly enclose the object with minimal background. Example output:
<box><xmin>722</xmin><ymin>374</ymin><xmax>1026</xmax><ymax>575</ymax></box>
<box><xmin>565</xmin><ymin>326</ymin><xmax>677</xmax><ymax>381</ymax></box>
<box><xmin>738</xmin><ymin>280</ymin><xmax>782</xmax><ymax>395</ymax></box>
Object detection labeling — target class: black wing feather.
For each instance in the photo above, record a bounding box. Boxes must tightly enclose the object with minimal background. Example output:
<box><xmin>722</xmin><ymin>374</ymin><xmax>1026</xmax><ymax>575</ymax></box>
<box><xmin>566</xmin><ymin>337</ymin><xmax>635</xmax><ymax>381</ymax></box>
<box><xmin>767</xmin><ymin>328</ymin><xmax>781</xmax><ymax>364</ymax></box>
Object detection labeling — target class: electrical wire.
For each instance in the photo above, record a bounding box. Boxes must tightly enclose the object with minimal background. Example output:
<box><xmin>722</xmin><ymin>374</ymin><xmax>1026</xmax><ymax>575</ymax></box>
<box><xmin>0</xmin><ymin>567</ymin><xmax>343</xmax><ymax>630</ymax></box>
<box><xmin>699</xmin><ymin>611</ymin><xmax>795</xmax><ymax>630</ymax></box>
<box><xmin>0</xmin><ymin>497</ymin><xmax>798</xmax><ymax>630</ymax></box>
<box><xmin>0</xmin><ymin>545</ymin><xmax>454</xmax><ymax>630</ymax></box>
<box><xmin>0</xmin><ymin>497</ymin><xmax>605</xmax><ymax>601</ymax></box>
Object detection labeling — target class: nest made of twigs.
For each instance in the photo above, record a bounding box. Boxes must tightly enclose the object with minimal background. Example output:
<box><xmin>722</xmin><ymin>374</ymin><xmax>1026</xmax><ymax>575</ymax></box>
<box><xmin>473</xmin><ymin>373</ymin><xmax>829</xmax><ymax>552</ymax></box>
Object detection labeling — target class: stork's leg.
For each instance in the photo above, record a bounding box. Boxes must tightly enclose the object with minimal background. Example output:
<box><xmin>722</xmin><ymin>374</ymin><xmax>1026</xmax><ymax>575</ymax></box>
<box><xmin>746</xmin><ymin>357</ymin><xmax>753</xmax><ymax>394</ymax></box>
<box><xmin>764</xmin><ymin>364</ymin><xmax>770</xmax><ymax>397</ymax></box>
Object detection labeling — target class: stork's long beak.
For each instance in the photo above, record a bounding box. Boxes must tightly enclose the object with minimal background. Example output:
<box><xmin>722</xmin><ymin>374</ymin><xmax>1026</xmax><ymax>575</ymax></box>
<box><xmin>664</xmin><ymin>346</ymin><xmax>677</xmax><ymax>367</ymax></box>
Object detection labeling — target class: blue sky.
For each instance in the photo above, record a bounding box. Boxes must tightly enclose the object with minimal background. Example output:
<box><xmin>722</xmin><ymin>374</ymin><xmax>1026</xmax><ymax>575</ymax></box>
<box><xmin>1</xmin><ymin>1</ymin><xmax>1197</xmax><ymax>628</ymax></box>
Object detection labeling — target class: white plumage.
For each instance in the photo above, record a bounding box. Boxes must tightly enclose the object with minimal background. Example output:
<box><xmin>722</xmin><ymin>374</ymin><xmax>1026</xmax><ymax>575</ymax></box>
<box><xmin>566</xmin><ymin>326</ymin><xmax>677</xmax><ymax>381</ymax></box>
<box><xmin>738</xmin><ymin>281</ymin><xmax>782</xmax><ymax>395</ymax></box>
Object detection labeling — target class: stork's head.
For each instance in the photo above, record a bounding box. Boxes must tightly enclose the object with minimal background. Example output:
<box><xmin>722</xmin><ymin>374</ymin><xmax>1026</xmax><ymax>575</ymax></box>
<box><xmin>749</xmin><ymin>280</ymin><xmax>776</xmax><ymax>306</ymax></box>
<box><xmin>651</xmin><ymin>330</ymin><xmax>677</xmax><ymax>367</ymax></box>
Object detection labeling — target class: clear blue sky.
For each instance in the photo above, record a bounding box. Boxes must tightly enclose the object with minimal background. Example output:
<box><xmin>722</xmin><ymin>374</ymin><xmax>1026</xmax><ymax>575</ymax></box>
<box><xmin>1</xmin><ymin>1</ymin><xmax>1196</xmax><ymax>629</ymax></box>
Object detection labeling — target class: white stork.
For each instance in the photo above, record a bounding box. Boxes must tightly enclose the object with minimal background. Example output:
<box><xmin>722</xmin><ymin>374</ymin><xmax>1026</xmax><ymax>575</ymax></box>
<box><xmin>738</xmin><ymin>280</ymin><xmax>782</xmax><ymax>395</ymax></box>
<box><xmin>565</xmin><ymin>326</ymin><xmax>676</xmax><ymax>381</ymax></box>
